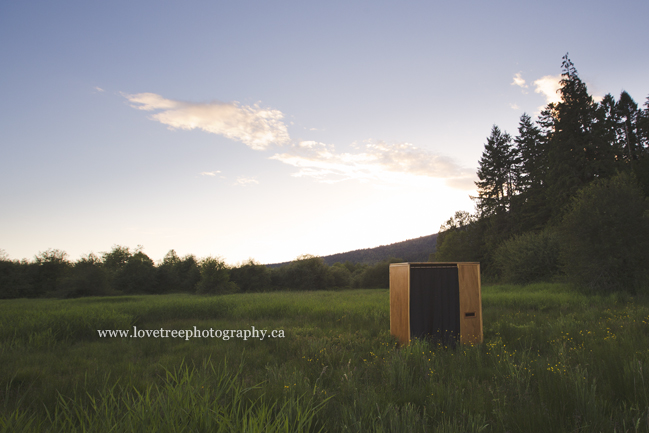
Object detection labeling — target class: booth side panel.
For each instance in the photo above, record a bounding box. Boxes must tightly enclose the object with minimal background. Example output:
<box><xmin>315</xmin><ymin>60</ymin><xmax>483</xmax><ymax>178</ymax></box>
<box><xmin>458</xmin><ymin>263</ymin><xmax>483</xmax><ymax>344</ymax></box>
<box><xmin>389</xmin><ymin>265</ymin><xmax>410</xmax><ymax>345</ymax></box>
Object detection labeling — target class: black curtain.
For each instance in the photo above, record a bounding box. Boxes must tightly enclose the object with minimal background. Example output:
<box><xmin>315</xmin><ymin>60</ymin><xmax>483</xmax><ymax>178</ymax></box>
<box><xmin>409</xmin><ymin>266</ymin><xmax>460</xmax><ymax>347</ymax></box>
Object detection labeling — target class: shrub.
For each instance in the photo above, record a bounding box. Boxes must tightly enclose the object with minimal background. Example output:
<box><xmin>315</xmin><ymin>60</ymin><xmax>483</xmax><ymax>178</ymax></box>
<box><xmin>493</xmin><ymin>229</ymin><xmax>561</xmax><ymax>284</ymax></box>
<box><xmin>230</xmin><ymin>259</ymin><xmax>272</xmax><ymax>292</ymax></box>
<box><xmin>328</xmin><ymin>263</ymin><xmax>352</xmax><ymax>288</ymax></box>
<box><xmin>196</xmin><ymin>256</ymin><xmax>238</xmax><ymax>295</ymax></box>
<box><xmin>359</xmin><ymin>258</ymin><xmax>403</xmax><ymax>289</ymax></box>
<box><xmin>280</xmin><ymin>255</ymin><xmax>333</xmax><ymax>291</ymax></box>
<box><xmin>558</xmin><ymin>172</ymin><xmax>649</xmax><ymax>293</ymax></box>
<box><xmin>61</xmin><ymin>253</ymin><xmax>110</xmax><ymax>297</ymax></box>
<box><xmin>113</xmin><ymin>251</ymin><xmax>157</xmax><ymax>294</ymax></box>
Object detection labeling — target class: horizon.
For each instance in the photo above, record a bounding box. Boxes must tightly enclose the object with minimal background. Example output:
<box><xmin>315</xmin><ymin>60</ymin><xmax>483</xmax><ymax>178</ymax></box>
<box><xmin>1</xmin><ymin>1</ymin><xmax>648</xmax><ymax>265</ymax></box>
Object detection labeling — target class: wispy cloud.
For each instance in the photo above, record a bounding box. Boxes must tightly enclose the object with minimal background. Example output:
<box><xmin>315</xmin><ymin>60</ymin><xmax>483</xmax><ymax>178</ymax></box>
<box><xmin>94</xmin><ymin>86</ymin><xmax>105</xmax><ymax>93</ymax></box>
<box><xmin>533</xmin><ymin>75</ymin><xmax>562</xmax><ymax>105</ymax></box>
<box><xmin>233</xmin><ymin>177</ymin><xmax>259</xmax><ymax>186</ymax></box>
<box><xmin>123</xmin><ymin>92</ymin><xmax>475</xmax><ymax>190</ymax></box>
<box><xmin>511</xmin><ymin>72</ymin><xmax>528</xmax><ymax>91</ymax></box>
<box><xmin>123</xmin><ymin>93</ymin><xmax>290</xmax><ymax>150</ymax></box>
<box><xmin>270</xmin><ymin>141</ymin><xmax>476</xmax><ymax>190</ymax></box>
<box><xmin>510</xmin><ymin>103</ymin><xmax>520</xmax><ymax>110</ymax></box>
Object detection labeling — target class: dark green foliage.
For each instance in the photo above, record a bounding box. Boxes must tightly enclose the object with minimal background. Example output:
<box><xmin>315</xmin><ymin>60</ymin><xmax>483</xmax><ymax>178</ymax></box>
<box><xmin>33</xmin><ymin>249</ymin><xmax>71</xmax><ymax>296</ymax></box>
<box><xmin>434</xmin><ymin>211</ymin><xmax>482</xmax><ymax>263</ymax></box>
<box><xmin>155</xmin><ymin>250</ymin><xmax>201</xmax><ymax>294</ymax></box>
<box><xmin>559</xmin><ymin>172</ymin><xmax>649</xmax><ymax>293</ymax></box>
<box><xmin>0</xmin><ymin>257</ymin><xmax>36</xmax><ymax>299</ymax></box>
<box><xmin>328</xmin><ymin>263</ymin><xmax>352</xmax><ymax>288</ymax></box>
<box><xmin>276</xmin><ymin>255</ymin><xmax>333</xmax><ymax>291</ymax></box>
<box><xmin>493</xmin><ymin>229</ymin><xmax>561</xmax><ymax>284</ymax></box>
<box><xmin>358</xmin><ymin>258</ymin><xmax>403</xmax><ymax>289</ymax></box>
<box><xmin>196</xmin><ymin>256</ymin><xmax>238</xmax><ymax>295</ymax></box>
<box><xmin>113</xmin><ymin>250</ymin><xmax>157</xmax><ymax>294</ymax></box>
<box><xmin>438</xmin><ymin>54</ymin><xmax>649</xmax><ymax>291</ymax></box>
<box><xmin>230</xmin><ymin>259</ymin><xmax>272</xmax><ymax>292</ymax></box>
<box><xmin>475</xmin><ymin>125</ymin><xmax>517</xmax><ymax>217</ymax></box>
<box><xmin>60</xmin><ymin>253</ymin><xmax>109</xmax><ymax>298</ymax></box>
<box><xmin>512</xmin><ymin>113</ymin><xmax>550</xmax><ymax>232</ymax></box>
<box><xmin>544</xmin><ymin>54</ymin><xmax>617</xmax><ymax>220</ymax></box>
<box><xmin>101</xmin><ymin>245</ymin><xmax>131</xmax><ymax>272</ymax></box>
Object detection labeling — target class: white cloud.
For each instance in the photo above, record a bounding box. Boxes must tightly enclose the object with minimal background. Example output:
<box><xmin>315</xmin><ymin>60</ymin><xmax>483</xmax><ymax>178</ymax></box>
<box><xmin>270</xmin><ymin>141</ymin><xmax>476</xmax><ymax>190</ymax></box>
<box><xmin>200</xmin><ymin>171</ymin><xmax>221</xmax><ymax>176</ymax></box>
<box><xmin>511</xmin><ymin>73</ymin><xmax>528</xmax><ymax>90</ymax></box>
<box><xmin>123</xmin><ymin>93</ymin><xmax>290</xmax><ymax>150</ymax></box>
<box><xmin>534</xmin><ymin>75</ymin><xmax>562</xmax><ymax>105</ymax></box>
<box><xmin>94</xmin><ymin>86</ymin><xmax>105</xmax><ymax>93</ymax></box>
<box><xmin>510</xmin><ymin>103</ymin><xmax>520</xmax><ymax>110</ymax></box>
<box><xmin>233</xmin><ymin>177</ymin><xmax>259</xmax><ymax>186</ymax></box>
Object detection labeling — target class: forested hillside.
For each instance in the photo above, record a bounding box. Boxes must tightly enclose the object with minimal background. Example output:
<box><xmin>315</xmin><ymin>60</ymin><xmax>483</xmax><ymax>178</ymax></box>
<box><xmin>435</xmin><ymin>54</ymin><xmax>649</xmax><ymax>293</ymax></box>
<box><xmin>266</xmin><ymin>234</ymin><xmax>437</xmax><ymax>268</ymax></box>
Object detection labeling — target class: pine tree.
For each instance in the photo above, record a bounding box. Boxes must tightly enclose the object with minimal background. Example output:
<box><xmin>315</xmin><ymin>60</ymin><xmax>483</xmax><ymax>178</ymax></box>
<box><xmin>512</xmin><ymin>113</ymin><xmax>549</xmax><ymax>231</ymax></box>
<box><xmin>544</xmin><ymin>54</ymin><xmax>615</xmax><ymax>218</ymax></box>
<box><xmin>475</xmin><ymin>125</ymin><xmax>516</xmax><ymax>217</ymax></box>
<box><xmin>617</xmin><ymin>91</ymin><xmax>640</xmax><ymax>161</ymax></box>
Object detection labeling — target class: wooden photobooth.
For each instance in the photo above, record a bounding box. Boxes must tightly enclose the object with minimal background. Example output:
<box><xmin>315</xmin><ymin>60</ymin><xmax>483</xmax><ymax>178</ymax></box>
<box><xmin>389</xmin><ymin>262</ymin><xmax>483</xmax><ymax>346</ymax></box>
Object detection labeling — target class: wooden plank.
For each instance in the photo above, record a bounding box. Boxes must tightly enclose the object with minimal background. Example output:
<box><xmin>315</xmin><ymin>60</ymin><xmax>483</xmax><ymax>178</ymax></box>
<box><xmin>389</xmin><ymin>264</ymin><xmax>410</xmax><ymax>346</ymax></box>
<box><xmin>458</xmin><ymin>263</ymin><xmax>483</xmax><ymax>344</ymax></box>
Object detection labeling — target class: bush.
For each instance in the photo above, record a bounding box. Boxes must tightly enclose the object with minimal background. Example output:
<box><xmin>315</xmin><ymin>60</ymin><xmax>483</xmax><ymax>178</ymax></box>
<box><xmin>358</xmin><ymin>258</ymin><xmax>403</xmax><ymax>289</ymax></box>
<box><xmin>196</xmin><ymin>256</ymin><xmax>238</xmax><ymax>295</ymax></box>
<box><xmin>328</xmin><ymin>263</ymin><xmax>352</xmax><ymax>288</ymax></box>
<box><xmin>279</xmin><ymin>255</ymin><xmax>333</xmax><ymax>291</ymax></box>
<box><xmin>34</xmin><ymin>249</ymin><xmax>72</xmax><ymax>296</ymax></box>
<box><xmin>559</xmin><ymin>172</ymin><xmax>649</xmax><ymax>293</ymax></box>
<box><xmin>113</xmin><ymin>251</ymin><xmax>156</xmax><ymax>294</ymax></box>
<box><xmin>61</xmin><ymin>253</ymin><xmax>110</xmax><ymax>298</ymax></box>
<box><xmin>156</xmin><ymin>250</ymin><xmax>201</xmax><ymax>294</ymax></box>
<box><xmin>493</xmin><ymin>229</ymin><xmax>561</xmax><ymax>284</ymax></box>
<box><xmin>230</xmin><ymin>259</ymin><xmax>272</xmax><ymax>292</ymax></box>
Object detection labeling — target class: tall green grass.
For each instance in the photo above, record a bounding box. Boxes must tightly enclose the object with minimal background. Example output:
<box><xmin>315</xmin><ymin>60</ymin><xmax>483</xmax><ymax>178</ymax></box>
<box><xmin>2</xmin><ymin>285</ymin><xmax>649</xmax><ymax>432</ymax></box>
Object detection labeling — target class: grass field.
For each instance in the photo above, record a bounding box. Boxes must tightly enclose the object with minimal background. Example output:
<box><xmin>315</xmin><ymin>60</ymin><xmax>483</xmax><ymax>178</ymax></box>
<box><xmin>1</xmin><ymin>283</ymin><xmax>649</xmax><ymax>432</ymax></box>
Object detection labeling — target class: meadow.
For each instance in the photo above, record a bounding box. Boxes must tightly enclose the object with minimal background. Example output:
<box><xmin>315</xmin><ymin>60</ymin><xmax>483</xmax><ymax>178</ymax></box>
<box><xmin>1</xmin><ymin>283</ymin><xmax>649</xmax><ymax>432</ymax></box>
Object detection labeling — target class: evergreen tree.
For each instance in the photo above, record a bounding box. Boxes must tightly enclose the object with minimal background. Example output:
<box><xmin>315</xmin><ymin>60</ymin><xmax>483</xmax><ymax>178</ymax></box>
<box><xmin>474</xmin><ymin>125</ymin><xmax>517</xmax><ymax>217</ymax></box>
<box><xmin>544</xmin><ymin>54</ymin><xmax>616</xmax><ymax>218</ymax></box>
<box><xmin>512</xmin><ymin>113</ymin><xmax>549</xmax><ymax>231</ymax></box>
<box><xmin>616</xmin><ymin>91</ymin><xmax>640</xmax><ymax>161</ymax></box>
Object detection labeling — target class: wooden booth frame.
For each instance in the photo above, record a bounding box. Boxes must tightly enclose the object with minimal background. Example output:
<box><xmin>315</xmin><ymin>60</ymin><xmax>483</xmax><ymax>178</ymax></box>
<box><xmin>390</xmin><ymin>262</ymin><xmax>483</xmax><ymax>346</ymax></box>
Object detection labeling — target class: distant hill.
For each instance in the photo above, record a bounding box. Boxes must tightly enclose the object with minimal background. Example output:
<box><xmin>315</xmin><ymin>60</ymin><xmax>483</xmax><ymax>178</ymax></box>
<box><xmin>266</xmin><ymin>234</ymin><xmax>438</xmax><ymax>267</ymax></box>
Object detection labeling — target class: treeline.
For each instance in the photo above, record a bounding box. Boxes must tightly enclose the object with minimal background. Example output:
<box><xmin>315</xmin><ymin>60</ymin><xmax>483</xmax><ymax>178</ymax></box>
<box><xmin>0</xmin><ymin>247</ymin><xmax>403</xmax><ymax>299</ymax></box>
<box><xmin>434</xmin><ymin>54</ymin><xmax>649</xmax><ymax>293</ymax></box>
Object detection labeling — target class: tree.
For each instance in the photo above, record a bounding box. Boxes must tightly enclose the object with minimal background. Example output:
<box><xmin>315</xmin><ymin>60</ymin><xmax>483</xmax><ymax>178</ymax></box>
<box><xmin>513</xmin><ymin>113</ymin><xmax>550</xmax><ymax>231</ymax></box>
<box><xmin>196</xmin><ymin>256</ymin><xmax>237</xmax><ymax>295</ymax></box>
<box><xmin>34</xmin><ymin>249</ymin><xmax>71</xmax><ymax>295</ymax></box>
<box><xmin>101</xmin><ymin>245</ymin><xmax>131</xmax><ymax>271</ymax></box>
<box><xmin>113</xmin><ymin>250</ymin><xmax>156</xmax><ymax>294</ymax></box>
<box><xmin>230</xmin><ymin>259</ymin><xmax>272</xmax><ymax>292</ymax></box>
<box><xmin>544</xmin><ymin>54</ymin><xmax>616</xmax><ymax>219</ymax></box>
<box><xmin>63</xmin><ymin>253</ymin><xmax>109</xmax><ymax>297</ymax></box>
<box><xmin>434</xmin><ymin>211</ymin><xmax>482</xmax><ymax>263</ymax></box>
<box><xmin>559</xmin><ymin>172</ymin><xmax>649</xmax><ymax>293</ymax></box>
<box><xmin>616</xmin><ymin>91</ymin><xmax>640</xmax><ymax>162</ymax></box>
<box><xmin>475</xmin><ymin>125</ymin><xmax>517</xmax><ymax>217</ymax></box>
<box><xmin>280</xmin><ymin>255</ymin><xmax>333</xmax><ymax>291</ymax></box>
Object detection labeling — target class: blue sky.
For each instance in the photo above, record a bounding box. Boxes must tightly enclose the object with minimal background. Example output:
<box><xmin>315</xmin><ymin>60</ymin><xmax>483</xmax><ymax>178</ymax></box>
<box><xmin>1</xmin><ymin>0</ymin><xmax>648</xmax><ymax>264</ymax></box>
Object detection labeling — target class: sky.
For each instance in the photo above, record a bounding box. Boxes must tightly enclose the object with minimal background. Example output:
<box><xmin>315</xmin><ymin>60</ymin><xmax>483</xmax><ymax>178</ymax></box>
<box><xmin>1</xmin><ymin>0</ymin><xmax>648</xmax><ymax>265</ymax></box>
